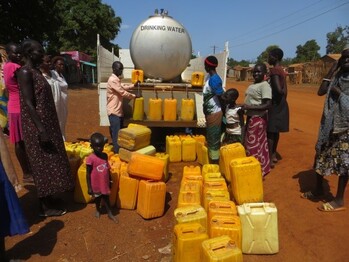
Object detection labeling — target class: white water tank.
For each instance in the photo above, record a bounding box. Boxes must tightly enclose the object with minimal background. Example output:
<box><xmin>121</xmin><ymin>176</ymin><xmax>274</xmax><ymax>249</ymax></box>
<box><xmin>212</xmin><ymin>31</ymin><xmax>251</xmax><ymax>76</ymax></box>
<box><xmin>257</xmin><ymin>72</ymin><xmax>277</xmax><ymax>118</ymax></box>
<box><xmin>130</xmin><ymin>9</ymin><xmax>192</xmax><ymax>81</ymax></box>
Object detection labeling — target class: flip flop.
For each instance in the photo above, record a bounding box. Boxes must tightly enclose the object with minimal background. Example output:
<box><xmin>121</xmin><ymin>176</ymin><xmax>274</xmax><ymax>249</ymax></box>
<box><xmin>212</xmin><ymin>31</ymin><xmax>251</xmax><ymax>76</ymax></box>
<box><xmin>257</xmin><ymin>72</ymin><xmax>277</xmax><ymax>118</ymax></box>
<box><xmin>318</xmin><ymin>202</ymin><xmax>346</xmax><ymax>212</ymax></box>
<box><xmin>39</xmin><ymin>208</ymin><xmax>67</xmax><ymax>217</ymax></box>
<box><xmin>300</xmin><ymin>191</ymin><xmax>323</xmax><ymax>200</ymax></box>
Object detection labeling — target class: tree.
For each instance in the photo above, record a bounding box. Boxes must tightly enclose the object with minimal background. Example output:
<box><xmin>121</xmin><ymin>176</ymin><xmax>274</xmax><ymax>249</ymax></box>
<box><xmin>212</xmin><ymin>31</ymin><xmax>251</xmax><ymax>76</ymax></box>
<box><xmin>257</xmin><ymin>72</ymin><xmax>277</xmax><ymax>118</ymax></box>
<box><xmin>256</xmin><ymin>45</ymin><xmax>279</xmax><ymax>64</ymax></box>
<box><xmin>0</xmin><ymin>0</ymin><xmax>58</xmax><ymax>44</ymax></box>
<box><xmin>51</xmin><ymin>0</ymin><xmax>121</xmax><ymax>58</ymax></box>
<box><xmin>294</xmin><ymin>39</ymin><xmax>320</xmax><ymax>62</ymax></box>
<box><xmin>227</xmin><ymin>57</ymin><xmax>238</xmax><ymax>68</ymax></box>
<box><xmin>282</xmin><ymin>57</ymin><xmax>293</xmax><ymax>67</ymax></box>
<box><xmin>227</xmin><ymin>58</ymin><xmax>250</xmax><ymax>68</ymax></box>
<box><xmin>326</xmin><ymin>25</ymin><xmax>349</xmax><ymax>54</ymax></box>
<box><xmin>0</xmin><ymin>0</ymin><xmax>121</xmax><ymax>60</ymax></box>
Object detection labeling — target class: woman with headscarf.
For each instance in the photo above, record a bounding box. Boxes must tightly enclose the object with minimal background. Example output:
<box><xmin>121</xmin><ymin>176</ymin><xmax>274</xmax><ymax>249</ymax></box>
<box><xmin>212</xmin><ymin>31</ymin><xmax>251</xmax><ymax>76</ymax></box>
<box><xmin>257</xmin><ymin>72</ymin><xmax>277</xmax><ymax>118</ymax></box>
<box><xmin>203</xmin><ymin>55</ymin><xmax>224</xmax><ymax>163</ymax></box>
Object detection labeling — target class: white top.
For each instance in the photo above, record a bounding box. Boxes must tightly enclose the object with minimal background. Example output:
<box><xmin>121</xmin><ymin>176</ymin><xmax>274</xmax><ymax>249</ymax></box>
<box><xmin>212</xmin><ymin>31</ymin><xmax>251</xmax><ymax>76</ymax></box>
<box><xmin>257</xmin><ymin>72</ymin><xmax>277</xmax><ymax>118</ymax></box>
<box><xmin>225</xmin><ymin>106</ymin><xmax>241</xmax><ymax>135</ymax></box>
<box><xmin>51</xmin><ymin>70</ymin><xmax>68</xmax><ymax>140</ymax></box>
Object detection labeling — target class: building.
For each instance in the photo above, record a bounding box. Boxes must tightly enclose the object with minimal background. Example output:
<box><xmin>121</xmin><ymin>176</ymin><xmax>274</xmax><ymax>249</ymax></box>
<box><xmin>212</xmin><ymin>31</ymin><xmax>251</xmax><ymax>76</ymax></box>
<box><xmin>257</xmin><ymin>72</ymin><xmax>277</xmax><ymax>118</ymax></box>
<box><xmin>60</xmin><ymin>51</ymin><xmax>97</xmax><ymax>84</ymax></box>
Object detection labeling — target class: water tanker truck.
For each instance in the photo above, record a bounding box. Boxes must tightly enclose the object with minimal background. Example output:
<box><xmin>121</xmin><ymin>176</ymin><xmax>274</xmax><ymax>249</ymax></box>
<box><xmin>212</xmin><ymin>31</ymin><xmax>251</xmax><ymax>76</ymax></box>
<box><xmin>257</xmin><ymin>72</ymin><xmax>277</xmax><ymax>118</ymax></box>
<box><xmin>98</xmin><ymin>9</ymin><xmax>229</xmax><ymax>137</ymax></box>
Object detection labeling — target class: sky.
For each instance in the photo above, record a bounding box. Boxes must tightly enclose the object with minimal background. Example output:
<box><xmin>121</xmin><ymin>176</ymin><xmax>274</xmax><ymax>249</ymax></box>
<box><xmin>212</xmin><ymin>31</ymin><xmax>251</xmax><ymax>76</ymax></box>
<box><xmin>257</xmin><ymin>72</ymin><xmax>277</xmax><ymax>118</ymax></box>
<box><xmin>102</xmin><ymin>0</ymin><xmax>349</xmax><ymax>61</ymax></box>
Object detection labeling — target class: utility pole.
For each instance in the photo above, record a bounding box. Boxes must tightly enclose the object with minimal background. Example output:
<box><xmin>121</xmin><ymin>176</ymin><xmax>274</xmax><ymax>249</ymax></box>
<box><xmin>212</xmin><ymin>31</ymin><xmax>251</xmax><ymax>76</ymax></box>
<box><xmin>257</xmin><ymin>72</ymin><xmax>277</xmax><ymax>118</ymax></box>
<box><xmin>211</xmin><ymin>45</ymin><xmax>219</xmax><ymax>54</ymax></box>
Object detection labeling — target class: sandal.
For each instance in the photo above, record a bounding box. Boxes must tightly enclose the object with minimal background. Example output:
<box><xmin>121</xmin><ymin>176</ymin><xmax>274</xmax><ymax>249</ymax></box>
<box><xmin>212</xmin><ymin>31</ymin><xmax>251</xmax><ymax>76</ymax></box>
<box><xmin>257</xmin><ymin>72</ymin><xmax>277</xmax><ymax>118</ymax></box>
<box><xmin>318</xmin><ymin>202</ymin><xmax>346</xmax><ymax>212</ymax></box>
<box><xmin>300</xmin><ymin>191</ymin><xmax>323</xmax><ymax>200</ymax></box>
<box><xmin>39</xmin><ymin>208</ymin><xmax>67</xmax><ymax>217</ymax></box>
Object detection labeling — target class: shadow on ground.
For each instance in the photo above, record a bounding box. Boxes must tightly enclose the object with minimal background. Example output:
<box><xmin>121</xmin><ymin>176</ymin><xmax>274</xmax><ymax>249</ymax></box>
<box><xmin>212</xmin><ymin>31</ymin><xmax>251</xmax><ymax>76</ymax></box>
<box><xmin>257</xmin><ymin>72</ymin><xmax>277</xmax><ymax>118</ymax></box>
<box><xmin>293</xmin><ymin>169</ymin><xmax>333</xmax><ymax>202</ymax></box>
<box><xmin>6</xmin><ymin>220</ymin><xmax>64</xmax><ymax>261</ymax></box>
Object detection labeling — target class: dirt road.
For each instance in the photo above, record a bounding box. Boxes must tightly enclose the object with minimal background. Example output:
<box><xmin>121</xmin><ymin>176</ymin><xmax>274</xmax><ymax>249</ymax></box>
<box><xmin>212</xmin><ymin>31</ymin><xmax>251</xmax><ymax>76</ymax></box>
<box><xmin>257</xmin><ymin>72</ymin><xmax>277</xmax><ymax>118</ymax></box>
<box><xmin>5</xmin><ymin>79</ymin><xmax>349</xmax><ymax>262</ymax></box>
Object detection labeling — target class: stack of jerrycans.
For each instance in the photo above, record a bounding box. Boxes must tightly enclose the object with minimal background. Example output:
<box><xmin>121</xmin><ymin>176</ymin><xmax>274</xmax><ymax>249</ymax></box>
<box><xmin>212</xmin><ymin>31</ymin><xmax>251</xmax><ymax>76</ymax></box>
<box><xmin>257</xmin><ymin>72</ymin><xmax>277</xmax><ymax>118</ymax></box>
<box><xmin>201</xmin><ymin>164</ymin><xmax>230</xmax><ymax>212</ymax></box>
<box><xmin>174</xmin><ymin>165</ymin><xmax>207</xmax><ymax>261</ymax></box>
<box><xmin>127</xmin><ymin>153</ymin><xmax>166</xmax><ymax>219</ymax></box>
<box><xmin>201</xmin><ymin>164</ymin><xmax>242</xmax><ymax>252</ymax></box>
<box><xmin>117</xmin><ymin>124</ymin><xmax>151</xmax><ymax>151</ymax></box>
<box><xmin>229</xmin><ymin>152</ymin><xmax>279</xmax><ymax>255</ymax></box>
<box><xmin>173</xmin><ymin>213</ymin><xmax>206</xmax><ymax>262</ymax></box>
<box><xmin>177</xmin><ymin>166</ymin><xmax>202</xmax><ymax>208</ymax></box>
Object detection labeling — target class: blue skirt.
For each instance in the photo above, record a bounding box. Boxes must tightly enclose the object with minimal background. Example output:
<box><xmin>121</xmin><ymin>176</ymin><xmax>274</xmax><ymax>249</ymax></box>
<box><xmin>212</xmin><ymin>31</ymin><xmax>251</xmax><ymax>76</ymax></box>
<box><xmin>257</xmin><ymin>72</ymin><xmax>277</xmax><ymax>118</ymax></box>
<box><xmin>0</xmin><ymin>162</ymin><xmax>29</xmax><ymax>237</ymax></box>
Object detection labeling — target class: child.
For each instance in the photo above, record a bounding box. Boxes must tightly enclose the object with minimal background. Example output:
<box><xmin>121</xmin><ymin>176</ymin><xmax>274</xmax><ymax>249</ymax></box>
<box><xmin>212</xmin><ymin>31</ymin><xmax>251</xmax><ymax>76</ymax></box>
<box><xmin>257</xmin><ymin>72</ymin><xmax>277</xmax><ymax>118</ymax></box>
<box><xmin>86</xmin><ymin>132</ymin><xmax>117</xmax><ymax>223</ymax></box>
<box><xmin>221</xmin><ymin>88</ymin><xmax>244</xmax><ymax>145</ymax></box>
<box><xmin>0</xmin><ymin>128</ymin><xmax>29</xmax><ymax>261</ymax></box>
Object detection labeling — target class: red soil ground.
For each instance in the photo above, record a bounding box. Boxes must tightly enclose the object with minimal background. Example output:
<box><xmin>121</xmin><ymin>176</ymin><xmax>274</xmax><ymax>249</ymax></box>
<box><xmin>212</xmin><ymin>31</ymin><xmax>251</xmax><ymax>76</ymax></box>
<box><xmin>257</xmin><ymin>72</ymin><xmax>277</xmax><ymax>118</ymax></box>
<box><xmin>4</xmin><ymin>79</ymin><xmax>349</xmax><ymax>262</ymax></box>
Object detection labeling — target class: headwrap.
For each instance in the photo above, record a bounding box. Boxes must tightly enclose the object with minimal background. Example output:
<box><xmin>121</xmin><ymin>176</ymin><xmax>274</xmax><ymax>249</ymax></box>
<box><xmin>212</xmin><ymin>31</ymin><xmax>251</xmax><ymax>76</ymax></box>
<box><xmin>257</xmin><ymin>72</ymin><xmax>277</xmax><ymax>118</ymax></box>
<box><xmin>205</xmin><ymin>56</ymin><xmax>218</xmax><ymax>68</ymax></box>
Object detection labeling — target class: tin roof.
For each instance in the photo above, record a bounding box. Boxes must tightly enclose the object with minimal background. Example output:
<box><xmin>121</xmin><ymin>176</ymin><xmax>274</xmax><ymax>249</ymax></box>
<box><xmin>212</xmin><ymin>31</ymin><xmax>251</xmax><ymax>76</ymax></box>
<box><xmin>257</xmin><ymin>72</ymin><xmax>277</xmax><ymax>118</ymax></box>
<box><xmin>321</xmin><ymin>54</ymin><xmax>341</xmax><ymax>61</ymax></box>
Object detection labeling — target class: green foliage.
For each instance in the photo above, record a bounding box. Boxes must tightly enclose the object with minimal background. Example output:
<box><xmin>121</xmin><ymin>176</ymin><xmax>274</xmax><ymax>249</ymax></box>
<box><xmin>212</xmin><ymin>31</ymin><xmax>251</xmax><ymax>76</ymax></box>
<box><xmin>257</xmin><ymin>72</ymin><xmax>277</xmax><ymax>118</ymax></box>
<box><xmin>282</xmin><ymin>57</ymin><xmax>293</xmax><ymax>67</ymax></box>
<box><xmin>256</xmin><ymin>45</ymin><xmax>279</xmax><ymax>64</ymax></box>
<box><xmin>0</xmin><ymin>0</ymin><xmax>58</xmax><ymax>44</ymax></box>
<box><xmin>227</xmin><ymin>57</ymin><xmax>250</xmax><ymax>68</ymax></box>
<box><xmin>0</xmin><ymin>0</ymin><xmax>121</xmax><ymax>61</ymax></box>
<box><xmin>294</xmin><ymin>39</ymin><xmax>320</xmax><ymax>62</ymax></box>
<box><xmin>227</xmin><ymin>57</ymin><xmax>238</xmax><ymax>67</ymax></box>
<box><xmin>326</xmin><ymin>25</ymin><xmax>349</xmax><ymax>54</ymax></box>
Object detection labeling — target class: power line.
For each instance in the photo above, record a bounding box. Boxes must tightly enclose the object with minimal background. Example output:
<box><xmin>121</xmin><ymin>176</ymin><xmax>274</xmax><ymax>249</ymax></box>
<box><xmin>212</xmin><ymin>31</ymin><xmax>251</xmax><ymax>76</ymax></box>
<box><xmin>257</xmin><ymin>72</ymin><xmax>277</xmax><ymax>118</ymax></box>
<box><xmin>232</xmin><ymin>0</ymin><xmax>325</xmax><ymax>41</ymax></box>
<box><xmin>231</xmin><ymin>1</ymin><xmax>349</xmax><ymax>48</ymax></box>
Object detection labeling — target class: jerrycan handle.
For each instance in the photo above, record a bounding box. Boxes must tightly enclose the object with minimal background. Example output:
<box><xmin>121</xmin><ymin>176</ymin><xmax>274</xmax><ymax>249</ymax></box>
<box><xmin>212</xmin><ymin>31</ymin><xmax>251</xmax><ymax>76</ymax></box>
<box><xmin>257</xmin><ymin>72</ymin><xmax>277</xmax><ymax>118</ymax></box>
<box><xmin>246</xmin><ymin>202</ymin><xmax>274</xmax><ymax>214</ymax></box>
<box><xmin>240</xmin><ymin>157</ymin><xmax>254</xmax><ymax>165</ymax></box>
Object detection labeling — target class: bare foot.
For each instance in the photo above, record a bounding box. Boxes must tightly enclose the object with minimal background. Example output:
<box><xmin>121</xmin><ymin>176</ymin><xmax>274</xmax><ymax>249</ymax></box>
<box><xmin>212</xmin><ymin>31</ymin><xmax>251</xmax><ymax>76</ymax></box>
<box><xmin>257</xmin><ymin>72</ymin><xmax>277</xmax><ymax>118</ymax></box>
<box><xmin>108</xmin><ymin>214</ymin><xmax>118</xmax><ymax>223</ymax></box>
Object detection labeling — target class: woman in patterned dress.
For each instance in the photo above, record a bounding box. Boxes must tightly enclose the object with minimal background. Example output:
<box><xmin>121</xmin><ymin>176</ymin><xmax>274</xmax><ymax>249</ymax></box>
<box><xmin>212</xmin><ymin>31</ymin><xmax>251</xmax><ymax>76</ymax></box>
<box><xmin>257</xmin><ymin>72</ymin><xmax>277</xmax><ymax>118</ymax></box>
<box><xmin>243</xmin><ymin>63</ymin><xmax>272</xmax><ymax>176</ymax></box>
<box><xmin>202</xmin><ymin>55</ymin><xmax>224</xmax><ymax>163</ymax></box>
<box><xmin>17</xmin><ymin>39</ymin><xmax>74</xmax><ymax>217</ymax></box>
<box><xmin>302</xmin><ymin>45</ymin><xmax>349</xmax><ymax>212</ymax></box>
